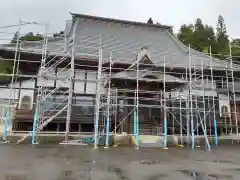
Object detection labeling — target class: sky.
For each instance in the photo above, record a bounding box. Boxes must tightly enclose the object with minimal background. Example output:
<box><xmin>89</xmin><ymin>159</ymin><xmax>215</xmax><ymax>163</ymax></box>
<box><xmin>0</xmin><ymin>0</ymin><xmax>239</xmax><ymax>43</ymax></box>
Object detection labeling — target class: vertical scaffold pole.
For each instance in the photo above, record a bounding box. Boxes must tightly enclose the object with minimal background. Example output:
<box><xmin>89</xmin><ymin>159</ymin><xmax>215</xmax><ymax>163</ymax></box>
<box><xmin>213</xmin><ymin>119</ymin><xmax>218</xmax><ymax>146</ymax></box>
<box><xmin>201</xmin><ymin>58</ymin><xmax>206</xmax><ymax>140</ymax></box>
<box><xmin>163</xmin><ymin>55</ymin><xmax>168</xmax><ymax>149</ymax></box>
<box><xmin>134</xmin><ymin>90</ymin><xmax>137</xmax><ymax>138</ymax></box>
<box><xmin>188</xmin><ymin>45</ymin><xmax>195</xmax><ymax>150</ymax></box>
<box><xmin>3</xmin><ymin>107</ymin><xmax>8</xmax><ymax>141</ymax></box>
<box><xmin>185</xmin><ymin>67</ymin><xmax>190</xmax><ymax>147</ymax></box>
<box><xmin>7</xmin><ymin>20</ymin><xmax>21</xmax><ymax>135</ymax></box>
<box><xmin>193</xmin><ymin>63</ymin><xmax>200</xmax><ymax>148</ymax></box>
<box><xmin>210</xmin><ymin>46</ymin><xmax>216</xmax><ymax>141</ymax></box>
<box><xmin>32</xmin><ymin>112</ymin><xmax>38</xmax><ymax>144</ymax></box>
<box><xmin>200</xmin><ymin>60</ymin><xmax>211</xmax><ymax>150</ymax></box>
<box><xmin>94</xmin><ymin>37</ymin><xmax>103</xmax><ymax>149</ymax></box>
<box><xmin>180</xmin><ymin>93</ymin><xmax>183</xmax><ymax>145</ymax></box>
<box><xmin>229</xmin><ymin>42</ymin><xmax>238</xmax><ymax>136</ymax></box>
<box><xmin>133</xmin><ymin>90</ymin><xmax>137</xmax><ymax>147</ymax></box>
<box><xmin>160</xmin><ymin>90</ymin><xmax>163</xmax><ymax>134</ymax></box>
<box><xmin>136</xmin><ymin>52</ymin><xmax>140</xmax><ymax>150</ymax></box>
<box><xmin>225</xmin><ymin>65</ymin><xmax>232</xmax><ymax>134</ymax></box>
<box><xmin>105</xmin><ymin>52</ymin><xmax>112</xmax><ymax>148</ymax></box>
<box><xmin>114</xmin><ymin>88</ymin><xmax>118</xmax><ymax>135</ymax></box>
<box><xmin>65</xmin><ymin>20</ymin><xmax>78</xmax><ymax>141</ymax></box>
<box><xmin>32</xmin><ymin>22</ymin><xmax>48</xmax><ymax>144</ymax></box>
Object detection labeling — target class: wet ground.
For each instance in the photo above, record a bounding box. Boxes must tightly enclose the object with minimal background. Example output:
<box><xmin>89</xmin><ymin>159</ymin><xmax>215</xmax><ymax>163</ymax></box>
<box><xmin>0</xmin><ymin>145</ymin><xmax>240</xmax><ymax>180</ymax></box>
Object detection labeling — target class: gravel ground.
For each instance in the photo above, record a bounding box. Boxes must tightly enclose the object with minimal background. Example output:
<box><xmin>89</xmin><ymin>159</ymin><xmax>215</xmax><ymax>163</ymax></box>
<box><xmin>0</xmin><ymin>145</ymin><xmax>240</xmax><ymax>180</ymax></box>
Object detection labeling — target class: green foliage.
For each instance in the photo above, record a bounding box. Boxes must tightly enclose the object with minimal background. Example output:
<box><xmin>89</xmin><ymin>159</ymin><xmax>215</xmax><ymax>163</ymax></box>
<box><xmin>0</xmin><ymin>58</ymin><xmax>19</xmax><ymax>80</ymax></box>
<box><xmin>147</xmin><ymin>17</ymin><xmax>153</xmax><ymax>24</ymax></box>
<box><xmin>177</xmin><ymin>15</ymin><xmax>232</xmax><ymax>60</ymax></box>
<box><xmin>178</xmin><ymin>20</ymin><xmax>217</xmax><ymax>52</ymax></box>
<box><xmin>1</xmin><ymin>32</ymin><xmax>43</xmax><ymax>81</ymax></box>
<box><xmin>232</xmin><ymin>40</ymin><xmax>240</xmax><ymax>61</ymax></box>
<box><xmin>11</xmin><ymin>32</ymin><xmax>43</xmax><ymax>44</ymax></box>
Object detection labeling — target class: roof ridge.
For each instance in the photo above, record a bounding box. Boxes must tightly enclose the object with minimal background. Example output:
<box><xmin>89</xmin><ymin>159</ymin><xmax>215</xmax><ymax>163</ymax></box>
<box><xmin>70</xmin><ymin>12</ymin><xmax>173</xmax><ymax>30</ymax></box>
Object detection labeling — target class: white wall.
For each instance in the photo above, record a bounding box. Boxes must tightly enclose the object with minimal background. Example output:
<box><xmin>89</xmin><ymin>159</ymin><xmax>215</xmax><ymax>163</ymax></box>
<box><xmin>99</xmin><ymin>72</ymin><xmax>107</xmax><ymax>94</ymax></box>
<box><xmin>19</xmin><ymin>80</ymin><xmax>35</xmax><ymax>109</ymax></box>
<box><xmin>0</xmin><ymin>87</ymin><xmax>19</xmax><ymax>100</ymax></box>
<box><xmin>37</xmin><ymin>68</ymin><xmax>55</xmax><ymax>87</ymax></box>
<box><xmin>218</xmin><ymin>94</ymin><xmax>230</xmax><ymax>117</ymax></box>
<box><xmin>86</xmin><ymin>70</ymin><xmax>97</xmax><ymax>94</ymax></box>
<box><xmin>56</xmin><ymin>68</ymin><xmax>70</xmax><ymax>88</ymax></box>
<box><xmin>0</xmin><ymin>79</ymin><xmax>35</xmax><ymax>109</ymax></box>
<box><xmin>74</xmin><ymin>69</ymin><xmax>85</xmax><ymax>94</ymax></box>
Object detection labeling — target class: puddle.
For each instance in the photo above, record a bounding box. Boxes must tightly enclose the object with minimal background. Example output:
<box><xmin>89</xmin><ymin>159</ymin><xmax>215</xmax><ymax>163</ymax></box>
<box><xmin>208</xmin><ymin>173</ymin><xmax>233</xmax><ymax>179</ymax></box>
<box><xmin>58</xmin><ymin>170</ymin><xmax>77</xmax><ymax>180</ymax></box>
<box><xmin>5</xmin><ymin>175</ymin><xmax>26</xmax><ymax>180</ymax></box>
<box><xmin>106</xmin><ymin>166</ymin><xmax>129</xmax><ymax>180</ymax></box>
<box><xmin>196</xmin><ymin>160</ymin><xmax>239</xmax><ymax>165</ymax></box>
<box><xmin>229</xmin><ymin>168</ymin><xmax>240</xmax><ymax>171</ymax></box>
<box><xmin>178</xmin><ymin>170</ymin><xmax>233</xmax><ymax>180</ymax></box>
<box><xmin>148</xmin><ymin>174</ymin><xmax>167</xmax><ymax>180</ymax></box>
<box><xmin>179</xmin><ymin>170</ymin><xmax>206</xmax><ymax>180</ymax></box>
<box><xmin>140</xmin><ymin>160</ymin><xmax>161</xmax><ymax>165</ymax></box>
<box><xmin>114</xmin><ymin>168</ymin><xmax>129</xmax><ymax>180</ymax></box>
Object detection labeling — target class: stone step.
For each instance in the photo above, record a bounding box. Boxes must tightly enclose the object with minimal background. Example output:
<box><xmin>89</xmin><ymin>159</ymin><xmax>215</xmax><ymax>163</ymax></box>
<box><xmin>140</xmin><ymin>143</ymin><xmax>161</xmax><ymax>148</ymax></box>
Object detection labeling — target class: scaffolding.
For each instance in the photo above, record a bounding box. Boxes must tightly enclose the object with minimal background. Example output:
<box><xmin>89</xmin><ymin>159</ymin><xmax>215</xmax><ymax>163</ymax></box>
<box><xmin>93</xmin><ymin>42</ymin><xmax>240</xmax><ymax>150</ymax></box>
<box><xmin>0</xmin><ymin>20</ymin><xmax>240</xmax><ymax>150</ymax></box>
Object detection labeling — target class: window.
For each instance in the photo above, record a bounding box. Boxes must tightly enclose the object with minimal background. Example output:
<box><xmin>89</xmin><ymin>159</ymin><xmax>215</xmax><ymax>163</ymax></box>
<box><xmin>221</xmin><ymin>105</ymin><xmax>229</xmax><ymax>117</ymax></box>
<box><xmin>20</xmin><ymin>96</ymin><xmax>31</xmax><ymax>109</ymax></box>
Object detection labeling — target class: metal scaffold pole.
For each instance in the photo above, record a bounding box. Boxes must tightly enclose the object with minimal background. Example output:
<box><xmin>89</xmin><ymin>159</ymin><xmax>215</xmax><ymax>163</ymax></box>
<box><xmin>105</xmin><ymin>52</ymin><xmax>112</xmax><ymax>148</ymax></box>
<box><xmin>209</xmin><ymin>46</ymin><xmax>218</xmax><ymax>145</ymax></box>
<box><xmin>200</xmin><ymin>57</ymin><xmax>210</xmax><ymax>150</ymax></box>
<box><xmin>135</xmin><ymin>50</ymin><xmax>140</xmax><ymax>150</ymax></box>
<box><xmin>188</xmin><ymin>44</ymin><xmax>195</xmax><ymax>150</ymax></box>
<box><xmin>180</xmin><ymin>93</ymin><xmax>183</xmax><ymax>145</ymax></box>
<box><xmin>229</xmin><ymin>42</ymin><xmax>238</xmax><ymax>136</ymax></box>
<box><xmin>6</xmin><ymin>20</ymin><xmax>21</xmax><ymax>138</ymax></box>
<box><xmin>185</xmin><ymin>67</ymin><xmax>190</xmax><ymax>147</ymax></box>
<box><xmin>94</xmin><ymin>38</ymin><xmax>103</xmax><ymax>149</ymax></box>
<box><xmin>200</xmin><ymin>58</ymin><xmax>206</xmax><ymax>134</ymax></box>
<box><xmin>163</xmin><ymin>55</ymin><xmax>168</xmax><ymax>149</ymax></box>
<box><xmin>65</xmin><ymin>20</ymin><xmax>77</xmax><ymax>141</ymax></box>
<box><xmin>32</xmin><ymin>23</ymin><xmax>49</xmax><ymax>144</ymax></box>
<box><xmin>114</xmin><ymin>88</ymin><xmax>118</xmax><ymax>136</ymax></box>
<box><xmin>225</xmin><ymin>64</ymin><xmax>232</xmax><ymax>134</ymax></box>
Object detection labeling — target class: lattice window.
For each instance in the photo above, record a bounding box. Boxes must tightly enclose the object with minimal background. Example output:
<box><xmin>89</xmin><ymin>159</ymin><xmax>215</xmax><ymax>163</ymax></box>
<box><xmin>221</xmin><ymin>105</ymin><xmax>229</xmax><ymax>117</ymax></box>
<box><xmin>20</xmin><ymin>96</ymin><xmax>32</xmax><ymax>109</ymax></box>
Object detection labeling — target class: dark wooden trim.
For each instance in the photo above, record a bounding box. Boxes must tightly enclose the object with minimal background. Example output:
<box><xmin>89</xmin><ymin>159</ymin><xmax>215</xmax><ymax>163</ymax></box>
<box><xmin>17</xmin><ymin>80</ymin><xmax>22</xmax><ymax>108</ymax></box>
<box><xmin>33</xmin><ymin>78</ymin><xmax>37</xmax><ymax>110</ymax></box>
<box><xmin>84</xmin><ymin>70</ymin><xmax>87</xmax><ymax>93</ymax></box>
<box><xmin>54</xmin><ymin>67</ymin><xmax>57</xmax><ymax>87</ymax></box>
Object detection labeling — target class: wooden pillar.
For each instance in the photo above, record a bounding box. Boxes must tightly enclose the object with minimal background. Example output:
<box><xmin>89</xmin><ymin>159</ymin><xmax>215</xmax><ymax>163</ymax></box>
<box><xmin>78</xmin><ymin>124</ymin><xmax>81</xmax><ymax>133</ymax></box>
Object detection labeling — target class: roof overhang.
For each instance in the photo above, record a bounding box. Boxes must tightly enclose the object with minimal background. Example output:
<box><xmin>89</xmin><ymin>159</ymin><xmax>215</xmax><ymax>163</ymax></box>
<box><xmin>70</xmin><ymin>12</ymin><xmax>173</xmax><ymax>30</ymax></box>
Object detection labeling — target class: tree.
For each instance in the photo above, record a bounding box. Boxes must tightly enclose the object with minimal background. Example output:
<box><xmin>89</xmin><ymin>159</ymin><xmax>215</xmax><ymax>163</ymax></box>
<box><xmin>177</xmin><ymin>19</ymin><xmax>217</xmax><ymax>52</ymax></box>
<box><xmin>192</xmin><ymin>18</ymin><xmax>208</xmax><ymax>51</ymax></box>
<box><xmin>177</xmin><ymin>16</ymin><xmax>232</xmax><ymax>59</ymax></box>
<box><xmin>232</xmin><ymin>39</ymin><xmax>240</xmax><ymax>62</ymax></box>
<box><xmin>0</xmin><ymin>57</ymin><xmax>17</xmax><ymax>81</ymax></box>
<box><xmin>2</xmin><ymin>32</ymin><xmax>43</xmax><ymax>81</ymax></box>
<box><xmin>177</xmin><ymin>24</ymin><xmax>194</xmax><ymax>45</ymax></box>
<box><xmin>216</xmin><ymin>15</ymin><xmax>227</xmax><ymax>36</ymax></box>
<box><xmin>11</xmin><ymin>32</ymin><xmax>19</xmax><ymax>44</ymax></box>
<box><xmin>11</xmin><ymin>32</ymin><xmax>43</xmax><ymax>44</ymax></box>
<box><xmin>194</xmin><ymin>18</ymin><xmax>204</xmax><ymax>31</ymax></box>
<box><xmin>216</xmin><ymin>15</ymin><xmax>229</xmax><ymax>56</ymax></box>
<box><xmin>147</xmin><ymin>17</ymin><xmax>153</xmax><ymax>24</ymax></box>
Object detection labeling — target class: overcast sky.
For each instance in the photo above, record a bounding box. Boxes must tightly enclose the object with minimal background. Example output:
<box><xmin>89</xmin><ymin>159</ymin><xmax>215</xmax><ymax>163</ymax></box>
<box><xmin>0</xmin><ymin>0</ymin><xmax>239</xmax><ymax>43</ymax></box>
